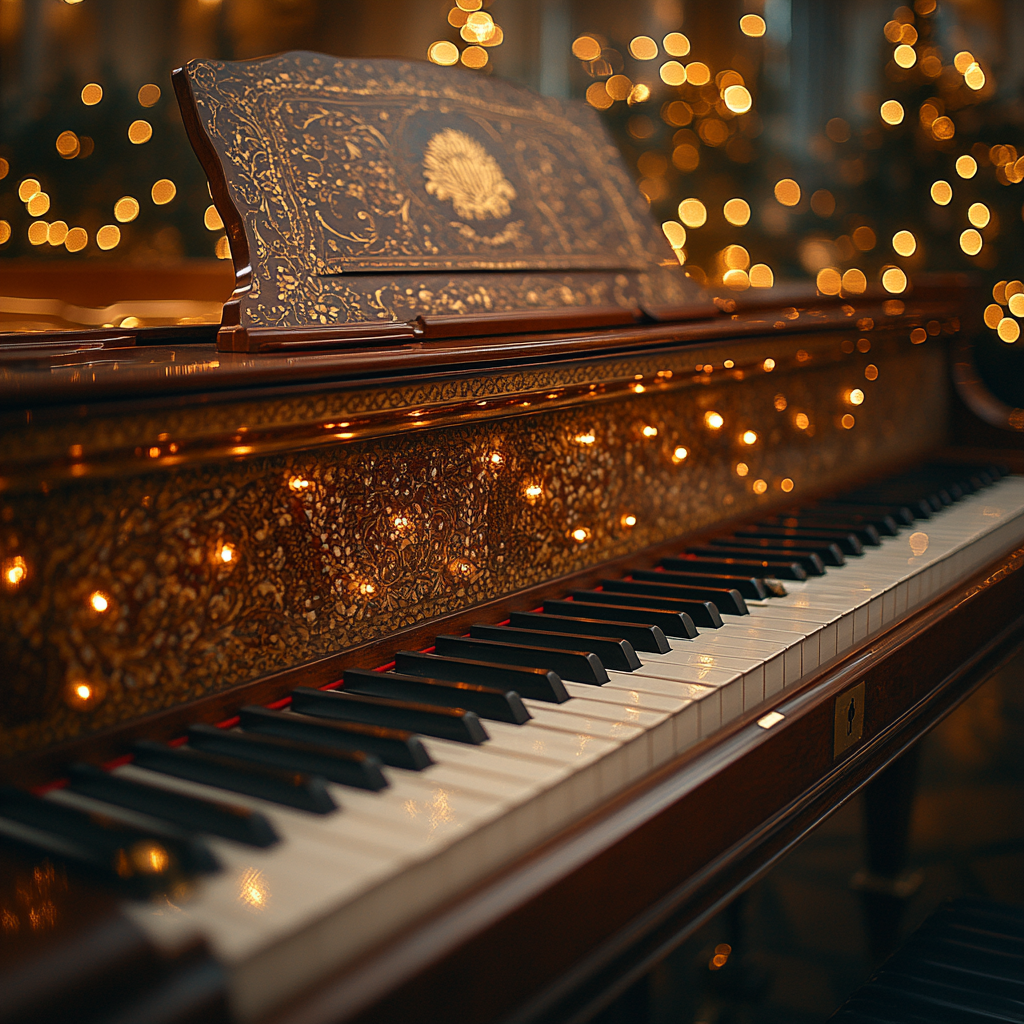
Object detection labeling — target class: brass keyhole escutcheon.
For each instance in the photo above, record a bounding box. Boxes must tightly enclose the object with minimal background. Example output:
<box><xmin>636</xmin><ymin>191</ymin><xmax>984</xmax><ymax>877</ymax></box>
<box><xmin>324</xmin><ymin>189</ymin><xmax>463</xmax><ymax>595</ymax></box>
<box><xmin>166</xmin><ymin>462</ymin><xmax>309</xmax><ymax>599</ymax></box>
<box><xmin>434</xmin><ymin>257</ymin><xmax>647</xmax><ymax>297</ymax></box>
<box><xmin>834</xmin><ymin>681</ymin><xmax>865</xmax><ymax>758</ymax></box>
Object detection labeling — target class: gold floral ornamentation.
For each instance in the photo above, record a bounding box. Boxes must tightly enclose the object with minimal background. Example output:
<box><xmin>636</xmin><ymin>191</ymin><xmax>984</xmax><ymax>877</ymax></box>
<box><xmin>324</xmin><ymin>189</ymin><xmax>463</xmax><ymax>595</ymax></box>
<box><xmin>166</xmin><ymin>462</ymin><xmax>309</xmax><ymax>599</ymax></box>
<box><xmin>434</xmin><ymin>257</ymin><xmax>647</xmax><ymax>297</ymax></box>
<box><xmin>422</xmin><ymin>129</ymin><xmax>516</xmax><ymax>221</ymax></box>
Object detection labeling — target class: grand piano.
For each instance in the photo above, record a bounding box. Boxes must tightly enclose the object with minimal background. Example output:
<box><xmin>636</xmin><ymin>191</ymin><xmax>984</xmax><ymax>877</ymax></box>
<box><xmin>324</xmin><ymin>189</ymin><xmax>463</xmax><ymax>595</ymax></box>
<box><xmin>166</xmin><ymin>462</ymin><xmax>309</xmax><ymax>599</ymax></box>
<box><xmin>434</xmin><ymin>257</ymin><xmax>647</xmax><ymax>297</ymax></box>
<box><xmin>1</xmin><ymin>52</ymin><xmax>1022</xmax><ymax>1024</ymax></box>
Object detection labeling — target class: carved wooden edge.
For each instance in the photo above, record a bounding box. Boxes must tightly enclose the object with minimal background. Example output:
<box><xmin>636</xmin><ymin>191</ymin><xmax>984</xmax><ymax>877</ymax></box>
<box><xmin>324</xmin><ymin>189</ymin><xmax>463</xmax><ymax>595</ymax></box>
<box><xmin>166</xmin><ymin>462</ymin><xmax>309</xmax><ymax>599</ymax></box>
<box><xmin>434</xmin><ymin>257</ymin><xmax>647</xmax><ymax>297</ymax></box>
<box><xmin>951</xmin><ymin>334</ymin><xmax>1024</xmax><ymax>433</ymax></box>
<box><xmin>218</xmin><ymin>305</ymin><xmax>730</xmax><ymax>354</ymax></box>
<box><xmin>1</xmin><ymin>314</ymin><xmax>932</xmax><ymax>492</ymax></box>
<box><xmin>0</xmin><ymin>440</ymin><xmax>942</xmax><ymax>789</ymax></box>
<box><xmin>171</xmin><ymin>66</ymin><xmax>248</xmax><ymax>332</ymax></box>
<box><xmin>211</xmin><ymin>291</ymin><xmax>951</xmax><ymax>355</ymax></box>
<box><xmin>0</xmin><ymin>330</ymin><xmax>136</xmax><ymax>352</ymax></box>
<box><xmin>265</xmin><ymin>541</ymin><xmax>1024</xmax><ymax>1024</ymax></box>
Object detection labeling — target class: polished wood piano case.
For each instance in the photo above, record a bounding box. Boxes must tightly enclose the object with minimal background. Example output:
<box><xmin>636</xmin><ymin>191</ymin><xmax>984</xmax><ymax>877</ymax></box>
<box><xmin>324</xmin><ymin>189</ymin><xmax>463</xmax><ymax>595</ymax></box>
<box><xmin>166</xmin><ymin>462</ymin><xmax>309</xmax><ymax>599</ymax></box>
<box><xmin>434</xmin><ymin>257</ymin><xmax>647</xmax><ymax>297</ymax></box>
<box><xmin>1</xmin><ymin>52</ymin><xmax>1022</xmax><ymax>1024</ymax></box>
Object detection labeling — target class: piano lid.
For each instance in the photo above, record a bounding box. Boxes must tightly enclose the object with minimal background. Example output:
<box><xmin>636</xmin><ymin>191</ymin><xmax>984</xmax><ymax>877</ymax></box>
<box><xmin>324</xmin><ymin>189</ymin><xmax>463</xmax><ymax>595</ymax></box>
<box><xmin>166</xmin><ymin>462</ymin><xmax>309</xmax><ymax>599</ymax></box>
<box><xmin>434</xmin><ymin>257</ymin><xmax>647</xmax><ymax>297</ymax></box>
<box><xmin>172</xmin><ymin>51</ymin><xmax>710</xmax><ymax>346</ymax></box>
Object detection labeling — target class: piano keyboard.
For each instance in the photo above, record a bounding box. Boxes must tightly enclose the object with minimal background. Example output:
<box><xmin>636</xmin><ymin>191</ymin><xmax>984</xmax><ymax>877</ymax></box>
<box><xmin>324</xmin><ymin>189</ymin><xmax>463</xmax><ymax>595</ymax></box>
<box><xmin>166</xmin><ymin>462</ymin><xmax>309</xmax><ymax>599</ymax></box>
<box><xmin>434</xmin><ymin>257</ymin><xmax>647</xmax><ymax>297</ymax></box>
<box><xmin>4</xmin><ymin>465</ymin><xmax>1023</xmax><ymax>1021</ymax></box>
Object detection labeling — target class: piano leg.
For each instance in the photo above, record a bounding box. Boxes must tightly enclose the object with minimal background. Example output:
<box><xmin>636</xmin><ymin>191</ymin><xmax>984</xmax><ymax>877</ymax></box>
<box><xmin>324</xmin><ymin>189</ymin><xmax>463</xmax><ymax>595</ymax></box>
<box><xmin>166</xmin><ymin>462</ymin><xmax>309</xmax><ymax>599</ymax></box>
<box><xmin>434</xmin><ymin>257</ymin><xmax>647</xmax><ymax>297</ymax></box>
<box><xmin>853</xmin><ymin>746</ymin><xmax>924</xmax><ymax>962</ymax></box>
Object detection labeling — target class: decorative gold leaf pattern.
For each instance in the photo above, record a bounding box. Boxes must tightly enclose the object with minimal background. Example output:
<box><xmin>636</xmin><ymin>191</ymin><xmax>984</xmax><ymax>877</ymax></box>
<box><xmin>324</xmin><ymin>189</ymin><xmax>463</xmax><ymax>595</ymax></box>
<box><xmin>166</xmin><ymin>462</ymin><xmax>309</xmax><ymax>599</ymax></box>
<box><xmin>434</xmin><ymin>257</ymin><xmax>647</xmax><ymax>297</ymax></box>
<box><xmin>423</xmin><ymin>128</ymin><xmax>517</xmax><ymax>221</ymax></box>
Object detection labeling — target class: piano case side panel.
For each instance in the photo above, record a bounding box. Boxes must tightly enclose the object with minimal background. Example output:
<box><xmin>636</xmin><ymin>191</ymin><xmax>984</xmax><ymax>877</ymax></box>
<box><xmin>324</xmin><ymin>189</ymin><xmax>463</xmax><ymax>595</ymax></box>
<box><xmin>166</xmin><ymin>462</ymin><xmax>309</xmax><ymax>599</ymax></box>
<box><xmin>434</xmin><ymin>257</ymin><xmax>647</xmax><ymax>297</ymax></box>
<box><xmin>0</xmin><ymin>325</ymin><xmax>950</xmax><ymax>773</ymax></box>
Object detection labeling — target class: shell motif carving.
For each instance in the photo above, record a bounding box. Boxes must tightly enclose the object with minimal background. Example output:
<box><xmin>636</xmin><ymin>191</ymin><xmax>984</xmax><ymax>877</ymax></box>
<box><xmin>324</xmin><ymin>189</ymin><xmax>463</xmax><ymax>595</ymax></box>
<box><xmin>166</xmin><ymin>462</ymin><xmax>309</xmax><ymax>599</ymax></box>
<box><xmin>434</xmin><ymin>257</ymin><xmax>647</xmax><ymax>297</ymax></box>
<box><xmin>423</xmin><ymin>129</ymin><xmax>517</xmax><ymax>221</ymax></box>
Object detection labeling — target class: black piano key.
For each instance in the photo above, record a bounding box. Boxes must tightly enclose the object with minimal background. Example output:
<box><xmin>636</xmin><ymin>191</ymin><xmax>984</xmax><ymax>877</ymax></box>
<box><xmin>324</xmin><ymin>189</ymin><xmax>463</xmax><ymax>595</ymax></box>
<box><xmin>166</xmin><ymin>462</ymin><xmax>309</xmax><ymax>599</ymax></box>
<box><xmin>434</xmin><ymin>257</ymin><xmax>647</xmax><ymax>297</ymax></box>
<box><xmin>239</xmin><ymin>706</ymin><xmax>433</xmax><ymax>770</ymax></box>
<box><xmin>793</xmin><ymin>507</ymin><xmax>900</xmax><ymax>536</ymax></box>
<box><xmin>469</xmin><ymin>623</ymin><xmax>640</xmax><ymax>672</ymax></box>
<box><xmin>132</xmin><ymin>740</ymin><xmax>337</xmax><ymax>814</ymax></box>
<box><xmin>630</xmin><ymin>568</ymin><xmax>771</xmax><ymax>601</ymax></box>
<box><xmin>708</xmin><ymin>534</ymin><xmax>845</xmax><ymax>567</ymax></box>
<box><xmin>343</xmin><ymin>668</ymin><xmax>530</xmax><ymax>724</ymax></box>
<box><xmin>819</xmin><ymin>500</ymin><xmax>917</xmax><ymax>526</ymax></box>
<box><xmin>393</xmin><ymin>652</ymin><xmax>570</xmax><ymax>703</ymax></box>
<box><xmin>835</xmin><ymin>489</ymin><xmax>935</xmax><ymax>519</ymax></box>
<box><xmin>579</xmin><ymin>586</ymin><xmax>732</xmax><ymax>623</ymax></box>
<box><xmin>686</xmin><ymin>543</ymin><xmax>826</xmax><ymax>575</ymax></box>
<box><xmin>291</xmin><ymin>687</ymin><xmax>489</xmax><ymax>745</ymax></box>
<box><xmin>66</xmin><ymin>762</ymin><xmax>279</xmax><ymax>847</ymax></box>
<box><xmin>599</xmin><ymin>578</ymin><xmax>747</xmax><ymax>616</ymax></box>
<box><xmin>662</xmin><ymin>555</ymin><xmax>807</xmax><ymax>581</ymax></box>
<box><xmin>509</xmin><ymin>610</ymin><xmax>671</xmax><ymax>654</ymax></box>
<box><xmin>0</xmin><ymin>785</ymin><xmax>217</xmax><ymax>891</ymax></box>
<box><xmin>434</xmin><ymin>635</ymin><xmax>608</xmax><ymax>685</ymax></box>
<box><xmin>542</xmin><ymin>598</ymin><xmax>700</xmax><ymax>639</ymax></box>
<box><xmin>764</xmin><ymin>516</ymin><xmax>881</xmax><ymax>545</ymax></box>
<box><xmin>188</xmin><ymin>724</ymin><xmax>389</xmax><ymax>791</ymax></box>
<box><xmin>731</xmin><ymin>526</ymin><xmax>865</xmax><ymax>555</ymax></box>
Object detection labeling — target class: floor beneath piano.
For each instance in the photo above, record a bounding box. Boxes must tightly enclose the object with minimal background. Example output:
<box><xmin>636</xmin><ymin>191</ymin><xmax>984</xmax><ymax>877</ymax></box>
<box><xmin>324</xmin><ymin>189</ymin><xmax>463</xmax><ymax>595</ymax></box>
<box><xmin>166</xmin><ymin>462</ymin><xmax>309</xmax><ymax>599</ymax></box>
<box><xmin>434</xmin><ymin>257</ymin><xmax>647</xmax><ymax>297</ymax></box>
<box><xmin>593</xmin><ymin>650</ymin><xmax>1024</xmax><ymax>1024</ymax></box>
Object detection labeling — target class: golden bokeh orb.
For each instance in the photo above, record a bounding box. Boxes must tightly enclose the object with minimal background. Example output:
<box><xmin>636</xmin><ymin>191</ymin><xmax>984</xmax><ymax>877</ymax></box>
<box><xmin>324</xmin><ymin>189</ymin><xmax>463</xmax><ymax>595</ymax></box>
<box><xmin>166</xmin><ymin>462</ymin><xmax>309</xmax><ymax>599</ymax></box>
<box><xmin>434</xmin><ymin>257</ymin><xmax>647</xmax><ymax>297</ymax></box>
<box><xmin>96</xmin><ymin>224</ymin><xmax>121</xmax><ymax>250</ymax></box>
<box><xmin>26</xmin><ymin>191</ymin><xmax>50</xmax><ymax>216</ymax></box>
<box><xmin>572</xmin><ymin>35</ymin><xmax>601</xmax><ymax>61</ymax></box>
<box><xmin>56</xmin><ymin>130</ymin><xmax>80</xmax><ymax>158</ymax></box>
<box><xmin>881</xmin><ymin>267</ymin><xmax>908</xmax><ymax>293</ymax></box>
<box><xmin>880</xmin><ymin>100</ymin><xmax>904</xmax><ymax>125</ymax></box>
<box><xmin>65</xmin><ymin>226</ymin><xmax>88</xmax><ymax>252</ymax></box>
<box><xmin>967</xmin><ymin>202</ymin><xmax>990</xmax><ymax>228</ymax></box>
<box><xmin>723</xmin><ymin>198</ymin><xmax>751</xmax><ymax>226</ymax></box>
<box><xmin>663</xmin><ymin>32</ymin><xmax>690</xmax><ymax>57</ymax></box>
<box><xmin>723</xmin><ymin>85</ymin><xmax>752</xmax><ymax>114</ymax></box>
<box><xmin>959</xmin><ymin>228</ymin><xmax>982</xmax><ymax>256</ymax></box>
<box><xmin>18</xmin><ymin>177</ymin><xmax>41</xmax><ymax>202</ymax></box>
<box><xmin>629</xmin><ymin>35</ymin><xmax>658</xmax><ymax>60</ymax></box>
<box><xmin>684</xmin><ymin>62</ymin><xmax>710</xmax><ymax>86</ymax></box>
<box><xmin>586</xmin><ymin>82</ymin><xmax>612</xmax><ymax>110</ymax></box>
<box><xmin>739</xmin><ymin>14</ymin><xmax>766</xmax><ymax>37</ymax></box>
<box><xmin>774</xmin><ymin>178</ymin><xmax>801</xmax><ymax>206</ymax></box>
<box><xmin>81</xmin><ymin>82</ymin><xmax>103</xmax><ymax>105</ymax></box>
<box><xmin>151</xmin><ymin>179</ymin><xmax>177</xmax><ymax>205</ymax></box>
<box><xmin>893</xmin><ymin>44</ymin><xmax>916</xmax><ymax>68</ymax></box>
<box><xmin>128</xmin><ymin>119</ymin><xmax>153</xmax><ymax>144</ymax></box>
<box><xmin>138</xmin><ymin>83</ymin><xmax>161</xmax><ymax>107</ymax></box>
<box><xmin>678</xmin><ymin>198</ymin><xmax>707</xmax><ymax>227</ymax></box>
<box><xmin>955</xmin><ymin>155</ymin><xmax>977</xmax><ymax>178</ymax></box>
<box><xmin>930</xmin><ymin>180</ymin><xmax>952</xmax><ymax>205</ymax></box>
<box><xmin>660</xmin><ymin>61</ymin><xmax>686</xmax><ymax>86</ymax></box>
<box><xmin>816</xmin><ymin>268</ymin><xmax>842</xmax><ymax>296</ymax></box>
<box><xmin>892</xmin><ymin>230</ymin><xmax>916</xmax><ymax>257</ymax></box>
<box><xmin>997</xmin><ymin>317</ymin><xmax>1021</xmax><ymax>343</ymax></box>
<box><xmin>114</xmin><ymin>196</ymin><xmax>140</xmax><ymax>223</ymax></box>
<box><xmin>204</xmin><ymin>204</ymin><xmax>224</xmax><ymax>231</ymax></box>
<box><xmin>428</xmin><ymin>40</ymin><xmax>459</xmax><ymax>65</ymax></box>
<box><xmin>842</xmin><ymin>269</ymin><xmax>867</xmax><ymax>294</ymax></box>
